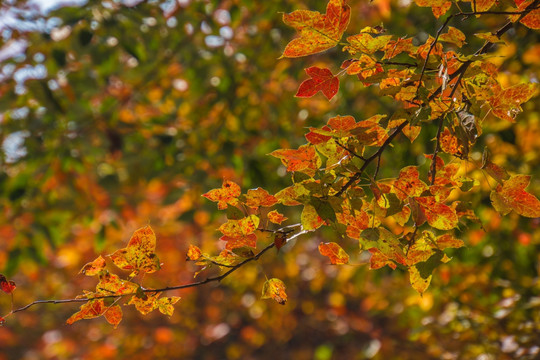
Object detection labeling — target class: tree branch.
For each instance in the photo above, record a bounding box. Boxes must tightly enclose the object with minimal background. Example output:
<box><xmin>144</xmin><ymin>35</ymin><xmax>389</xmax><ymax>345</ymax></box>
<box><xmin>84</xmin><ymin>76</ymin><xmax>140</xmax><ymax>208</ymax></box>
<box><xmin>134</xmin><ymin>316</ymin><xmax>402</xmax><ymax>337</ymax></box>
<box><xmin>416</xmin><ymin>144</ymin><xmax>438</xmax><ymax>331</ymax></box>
<box><xmin>5</xmin><ymin>226</ymin><xmax>307</xmax><ymax>318</ymax></box>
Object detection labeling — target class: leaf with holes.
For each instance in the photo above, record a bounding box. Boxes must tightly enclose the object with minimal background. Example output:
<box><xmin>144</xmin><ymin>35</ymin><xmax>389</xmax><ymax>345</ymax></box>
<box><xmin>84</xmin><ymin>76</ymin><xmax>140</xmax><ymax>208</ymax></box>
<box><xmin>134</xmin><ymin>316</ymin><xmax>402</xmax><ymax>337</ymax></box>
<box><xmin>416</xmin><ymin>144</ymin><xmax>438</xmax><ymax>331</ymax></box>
<box><xmin>281</xmin><ymin>0</ymin><xmax>350</xmax><ymax>58</ymax></box>
<box><xmin>261</xmin><ymin>278</ymin><xmax>287</xmax><ymax>305</ymax></box>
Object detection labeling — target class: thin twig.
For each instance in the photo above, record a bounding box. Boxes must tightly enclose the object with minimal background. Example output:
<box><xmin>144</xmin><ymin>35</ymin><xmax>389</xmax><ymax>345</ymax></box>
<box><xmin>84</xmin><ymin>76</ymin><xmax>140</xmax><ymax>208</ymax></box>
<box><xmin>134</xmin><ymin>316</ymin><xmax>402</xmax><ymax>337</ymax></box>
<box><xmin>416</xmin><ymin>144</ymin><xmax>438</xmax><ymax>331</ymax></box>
<box><xmin>335</xmin><ymin>120</ymin><xmax>408</xmax><ymax>197</ymax></box>
<box><xmin>429</xmin><ymin>116</ymin><xmax>445</xmax><ymax>185</ymax></box>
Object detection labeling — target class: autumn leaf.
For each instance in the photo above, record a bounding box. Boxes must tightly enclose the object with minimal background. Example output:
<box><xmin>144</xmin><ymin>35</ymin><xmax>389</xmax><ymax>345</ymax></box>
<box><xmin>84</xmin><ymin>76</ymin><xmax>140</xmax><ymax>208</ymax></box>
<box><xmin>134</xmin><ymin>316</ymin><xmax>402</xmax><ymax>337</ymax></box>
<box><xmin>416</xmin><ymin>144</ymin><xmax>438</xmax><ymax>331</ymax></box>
<box><xmin>274</xmin><ymin>233</ymin><xmax>287</xmax><ymax>250</ymax></box>
<box><xmin>0</xmin><ymin>274</ymin><xmax>16</xmax><ymax>294</ymax></box>
<box><xmin>261</xmin><ymin>278</ymin><xmax>287</xmax><ymax>305</ymax></box>
<box><xmin>66</xmin><ymin>299</ymin><xmax>107</xmax><ymax>325</ymax></box>
<box><xmin>186</xmin><ymin>245</ymin><xmax>202</xmax><ymax>261</ymax></box>
<box><xmin>514</xmin><ymin>0</ymin><xmax>540</xmax><ymax>29</ymax></box>
<box><xmin>463</xmin><ymin>0</ymin><xmax>496</xmax><ymax>12</ymax></box>
<box><xmin>103</xmin><ymin>305</ymin><xmax>123</xmax><ymax>328</ymax></box>
<box><xmin>220</xmin><ymin>234</ymin><xmax>257</xmax><ymax>250</ymax></box>
<box><xmin>301</xmin><ymin>204</ymin><xmax>325</xmax><ymax>231</ymax></box>
<box><xmin>392</xmin><ymin>166</ymin><xmax>428</xmax><ymax>201</ymax></box>
<box><xmin>296</xmin><ymin>67</ymin><xmax>339</xmax><ymax>100</ymax></box>
<box><xmin>268</xmin><ymin>210</ymin><xmax>288</xmax><ymax>225</ymax></box>
<box><xmin>439</xmin><ymin>27</ymin><xmax>466</xmax><ymax>47</ymax></box>
<box><xmin>481</xmin><ymin>149</ymin><xmax>510</xmax><ymax>184</ymax></box>
<box><xmin>157</xmin><ymin>296</ymin><xmax>181</xmax><ymax>316</ymax></box>
<box><xmin>409</xmin><ymin>265</ymin><xmax>432</xmax><ymax>294</ymax></box>
<box><xmin>202</xmin><ymin>180</ymin><xmax>241</xmax><ymax>210</ymax></box>
<box><xmin>490</xmin><ymin>175</ymin><xmax>540</xmax><ymax>218</ymax></box>
<box><xmin>319</xmin><ymin>242</ymin><xmax>349</xmax><ymax>264</ymax></box>
<box><xmin>219</xmin><ymin>215</ymin><xmax>260</xmax><ymax>250</ymax></box>
<box><xmin>415</xmin><ymin>196</ymin><xmax>459</xmax><ymax>230</ymax></box>
<box><xmin>368</xmin><ymin>248</ymin><xmax>397</xmax><ymax>270</ymax></box>
<box><xmin>344</xmin><ymin>33</ymin><xmax>393</xmax><ymax>55</ymax></box>
<box><xmin>360</xmin><ymin>228</ymin><xmax>407</xmax><ymax>266</ymax></box>
<box><xmin>95</xmin><ymin>272</ymin><xmax>139</xmax><ymax>296</ymax></box>
<box><xmin>414</xmin><ymin>0</ymin><xmax>452</xmax><ymax>18</ymax></box>
<box><xmin>488</xmin><ymin>83</ymin><xmax>537</xmax><ymax>122</ymax></box>
<box><xmin>269</xmin><ymin>145</ymin><xmax>322</xmax><ymax>177</ymax></box>
<box><xmin>281</xmin><ymin>0</ymin><xmax>350</xmax><ymax>58</ymax></box>
<box><xmin>109</xmin><ymin>226</ymin><xmax>161</xmax><ymax>275</ymax></box>
<box><xmin>245</xmin><ymin>187</ymin><xmax>278</xmax><ymax>208</ymax></box>
<box><xmin>79</xmin><ymin>255</ymin><xmax>106</xmax><ymax>276</ymax></box>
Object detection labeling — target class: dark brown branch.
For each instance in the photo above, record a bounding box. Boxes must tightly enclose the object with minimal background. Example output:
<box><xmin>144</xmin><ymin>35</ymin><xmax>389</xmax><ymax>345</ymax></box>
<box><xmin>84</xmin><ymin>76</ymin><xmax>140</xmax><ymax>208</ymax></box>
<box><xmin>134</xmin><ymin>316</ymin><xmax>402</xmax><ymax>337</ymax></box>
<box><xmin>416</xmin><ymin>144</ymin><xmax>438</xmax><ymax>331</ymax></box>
<box><xmin>335</xmin><ymin>139</ymin><xmax>366</xmax><ymax>160</ymax></box>
<box><xmin>7</xmin><ymin>226</ymin><xmax>307</xmax><ymax>317</ymax></box>
<box><xmin>335</xmin><ymin>120</ymin><xmax>408</xmax><ymax>196</ymax></box>
<box><xmin>428</xmin><ymin>0</ymin><xmax>540</xmax><ymax>102</ymax></box>
<box><xmin>429</xmin><ymin>116</ymin><xmax>445</xmax><ymax>185</ymax></box>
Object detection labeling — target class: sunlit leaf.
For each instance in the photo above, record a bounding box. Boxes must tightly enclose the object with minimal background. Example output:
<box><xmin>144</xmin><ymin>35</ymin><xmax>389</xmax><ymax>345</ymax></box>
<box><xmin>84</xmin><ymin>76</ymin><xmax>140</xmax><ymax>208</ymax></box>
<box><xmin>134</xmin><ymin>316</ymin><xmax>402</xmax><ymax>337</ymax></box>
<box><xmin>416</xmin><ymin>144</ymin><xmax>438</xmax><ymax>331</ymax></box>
<box><xmin>281</xmin><ymin>0</ymin><xmax>350</xmax><ymax>57</ymax></box>
<box><xmin>415</xmin><ymin>196</ymin><xmax>459</xmax><ymax>230</ymax></box>
<box><xmin>79</xmin><ymin>256</ymin><xmax>106</xmax><ymax>276</ymax></box>
<box><xmin>344</xmin><ymin>33</ymin><xmax>393</xmax><ymax>55</ymax></box>
<box><xmin>186</xmin><ymin>245</ymin><xmax>202</xmax><ymax>261</ymax></box>
<box><xmin>296</xmin><ymin>67</ymin><xmax>339</xmax><ymax>100</ymax></box>
<box><xmin>0</xmin><ymin>274</ymin><xmax>16</xmax><ymax>294</ymax></box>
<box><xmin>490</xmin><ymin>175</ymin><xmax>540</xmax><ymax>218</ymax></box>
<box><xmin>109</xmin><ymin>226</ymin><xmax>161</xmax><ymax>275</ymax></box>
<box><xmin>103</xmin><ymin>305</ymin><xmax>123</xmax><ymax>329</ymax></box>
<box><xmin>439</xmin><ymin>27</ymin><xmax>466</xmax><ymax>47</ymax></box>
<box><xmin>268</xmin><ymin>210</ymin><xmax>288</xmax><ymax>225</ymax></box>
<box><xmin>319</xmin><ymin>242</ymin><xmax>349</xmax><ymax>264</ymax></box>
<box><xmin>157</xmin><ymin>296</ymin><xmax>181</xmax><ymax>316</ymax></box>
<box><xmin>261</xmin><ymin>278</ymin><xmax>287</xmax><ymax>305</ymax></box>
<box><xmin>66</xmin><ymin>299</ymin><xmax>106</xmax><ymax>325</ymax></box>
<box><xmin>414</xmin><ymin>0</ymin><xmax>452</xmax><ymax>18</ymax></box>
<box><xmin>202</xmin><ymin>180</ymin><xmax>241</xmax><ymax>210</ymax></box>
<box><xmin>245</xmin><ymin>187</ymin><xmax>278</xmax><ymax>208</ymax></box>
<box><xmin>269</xmin><ymin>145</ymin><xmax>322</xmax><ymax>177</ymax></box>
<box><xmin>301</xmin><ymin>204</ymin><xmax>325</xmax><ymax>230</ymax></box>
<box><xmin>488</xmin><ymin>83</ymin><xmax>537</xmax><ymax>122</ymax></box>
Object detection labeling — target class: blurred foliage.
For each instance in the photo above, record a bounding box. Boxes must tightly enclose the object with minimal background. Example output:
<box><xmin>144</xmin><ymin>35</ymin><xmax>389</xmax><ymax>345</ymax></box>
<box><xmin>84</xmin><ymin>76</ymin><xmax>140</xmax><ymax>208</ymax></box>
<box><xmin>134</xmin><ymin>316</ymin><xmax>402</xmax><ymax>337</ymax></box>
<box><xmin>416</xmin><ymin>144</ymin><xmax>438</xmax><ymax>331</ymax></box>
<box><xmin>0</xmin><ymin>0</ymin><xmax>539</xmax><ymax>359</ymax></box>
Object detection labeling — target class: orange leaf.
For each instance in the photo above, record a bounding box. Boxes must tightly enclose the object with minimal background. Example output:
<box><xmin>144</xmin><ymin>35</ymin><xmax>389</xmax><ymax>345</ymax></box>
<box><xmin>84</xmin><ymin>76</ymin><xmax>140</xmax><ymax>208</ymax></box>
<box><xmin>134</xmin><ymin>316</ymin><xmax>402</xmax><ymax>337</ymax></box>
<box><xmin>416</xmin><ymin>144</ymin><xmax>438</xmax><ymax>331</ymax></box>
<box><xmin>392</xmin><ymin>166</ymin><xmax>428</xmax><ymax>201</ymax></box>
<box><xmin>79</xmin><ymin>255</ymin><xmax>106</xmax><ymax>276</ymax></box>
<box><xmin>245</xmin><ymin>187</ymin><xmax>278</xmax><ymax>208</ymax></box>
<box><xmin>0</xmin><ymin>274</ymin><xmax>16</xmax><ymax>294</ymax></box>
<box><xmin>514</xmin><ymin>0</ymin><xmax>540</xmax><ymax>29</ymax></box>
<box><xmin>306</xmin><ymin>126</ymin><xmax>332</xmax><ymax>144</ymax></box>
<box><xmin>202</xmin><ymin>180</ymin><xmax>241</xmax><ymax>210</ymax></box>
<box><xmin>368</xmin><ymin>248</ymin><xmax>397</xmax><ymax>270</ymax></box>
<box><xmin>219</xmin><ymin>215</ymin><xmax>260</xmax><ymax>238</ymax></box>
<box><xmin>261</xmin><ymin>278</ymin><xmax>287</xmax><ymax>305</ymax></box>
<box><xmin>96</xmin><ymin>272</ymin><xmax>139</xmax><ymax>296</ymax></box>
<box><xmin>109</xmin><ymin>226</ymin><xmax>161</xmax><ymax>275</ymax></box>
<box><xmin>268</xmin><ymin>210</ymin><xmax>288</xmax><ymax>225</ymax></box>
<box><xmin>220</xmin><ymin>233</ymin><xmax>257</xmax><ymax>250</ymax></box>
<box><xmin>128</xmin><ymin>291</ymin><xmax>161</xmax><ymax>315</ymax></box>
<box><xmin>274</xmin><ymin>233</ymin><xmax>287</xmax><ymax>250</ymax></box>
<box><xmin>415</xmin><ymin>196</ymin><xmax>458</xmax><ymax>230</ymax></box>
<box><xmin>186</xmin><ymin>245</ymin><xmax>202</xmax><ymax>261</ymax></box>
<box><xmin>269</xmin><ymin>145</ymin><xmax>322</xmax><ymax>177</ymax></box>
<box><xmin>414</xmin><ymin>0</ymin><xmax>452</xmax><ymax>18</ymax></box>
<box><xmin>281</xmin><ymin>0</ymin><xmax>350</xmax><ymax>58</ymax></box>
<box><xmin>488</xmin><ymin>83</ymin><xmax>537</xmax><ymax>122</ymax></box>
<box><xmin>490</xmin><ymin>175</ymin><xmax>540</xmax><ymax>218</ymax></box>
<box><xmin>296</xmin><ymin>67</ymin><xmax>339</xmax><ymax>100</ymax></box>
<box><xmin>318</xmin><ymin>242</ymin><xmax>349</xmax><ymax>264</ymax></box>
<box><xmin>157</xmin><ymin>296</ymin><xmax>181</xmax><ymax>316</ymax></box>
<box><xmin>66</xmin><ymin>299</ymin><xmax>107</xmax><ymax>325</ymax></box>
<box><xmin>103</xmin><ymin>305</ymin><xmax>123</xmax><ymax>329</ymax></box>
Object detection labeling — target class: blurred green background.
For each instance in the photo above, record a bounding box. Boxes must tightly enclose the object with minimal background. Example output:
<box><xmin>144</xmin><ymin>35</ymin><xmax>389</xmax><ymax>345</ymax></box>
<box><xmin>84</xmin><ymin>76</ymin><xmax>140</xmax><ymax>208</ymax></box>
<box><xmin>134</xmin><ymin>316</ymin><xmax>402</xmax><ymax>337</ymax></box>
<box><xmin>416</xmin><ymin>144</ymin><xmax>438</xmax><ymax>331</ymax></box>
<box><xmin>0</xmin><ymin>0</ymin><xmax>539</xmax><ymax>359</ymax></box>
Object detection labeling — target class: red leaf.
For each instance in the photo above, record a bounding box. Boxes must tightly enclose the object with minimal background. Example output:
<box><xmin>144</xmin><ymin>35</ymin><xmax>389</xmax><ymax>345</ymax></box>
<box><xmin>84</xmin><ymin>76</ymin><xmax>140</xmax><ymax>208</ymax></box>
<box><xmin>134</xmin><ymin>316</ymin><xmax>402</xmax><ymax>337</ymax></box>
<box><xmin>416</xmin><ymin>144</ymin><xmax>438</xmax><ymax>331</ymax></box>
<box><xmin>296</xmin><ymin>67</ymin><xmax>339</xmax><ymax>100</ymax></box>
<box><xmin>0</xmin><ymin>274</ymin><xmax>16</xmax><ymax>294</ymax></box>
<box><xmin>269</xmin><ymin>145</ymin><xmax>322</xmax><ymax>177</ymax></box>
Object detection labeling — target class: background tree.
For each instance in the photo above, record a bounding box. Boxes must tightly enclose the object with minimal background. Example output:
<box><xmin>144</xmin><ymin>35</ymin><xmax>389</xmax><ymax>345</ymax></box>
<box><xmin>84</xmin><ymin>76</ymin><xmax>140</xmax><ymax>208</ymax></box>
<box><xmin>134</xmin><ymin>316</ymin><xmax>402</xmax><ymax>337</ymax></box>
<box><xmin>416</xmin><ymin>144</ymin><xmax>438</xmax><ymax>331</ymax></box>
<box><xmin>0</xmin><ymin>0</ymin><xmax>539</xmax><ymax>359</ymax></box>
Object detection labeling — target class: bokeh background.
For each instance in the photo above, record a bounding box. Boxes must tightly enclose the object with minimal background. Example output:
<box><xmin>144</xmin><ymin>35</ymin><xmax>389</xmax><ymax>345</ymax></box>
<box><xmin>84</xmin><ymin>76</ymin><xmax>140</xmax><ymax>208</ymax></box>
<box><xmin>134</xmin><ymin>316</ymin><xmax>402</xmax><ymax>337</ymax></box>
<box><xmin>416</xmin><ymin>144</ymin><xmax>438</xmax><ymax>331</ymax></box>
<box><xmin>0</xmin><ymin>0</ymin><xmax>539</xmax><ymax>359</ymax></box>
